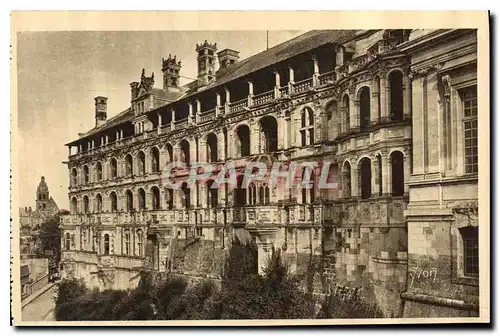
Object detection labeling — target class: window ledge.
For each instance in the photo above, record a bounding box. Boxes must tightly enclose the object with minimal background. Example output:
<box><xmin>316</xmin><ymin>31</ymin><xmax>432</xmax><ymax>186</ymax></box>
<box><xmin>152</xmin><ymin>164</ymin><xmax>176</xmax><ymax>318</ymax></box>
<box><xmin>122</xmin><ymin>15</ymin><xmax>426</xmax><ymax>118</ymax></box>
<box><xmin>453</xmin><ymin>276</ymin><xmax>479</xmax><ymax>287</ymax></box>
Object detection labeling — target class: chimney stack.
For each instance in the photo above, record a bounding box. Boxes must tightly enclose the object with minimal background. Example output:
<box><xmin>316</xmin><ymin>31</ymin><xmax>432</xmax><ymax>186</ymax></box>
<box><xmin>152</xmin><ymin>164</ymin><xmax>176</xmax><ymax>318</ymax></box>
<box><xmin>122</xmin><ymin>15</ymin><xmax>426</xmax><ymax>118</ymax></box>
<box><xmin>217</xmin><ymin>49</ymin><xmax>240</xmax><ymax>70</ymax></box>
<box><xmin>94</xmin><ymin>96</ymin><xmax>108</xmax><ymax>127</ymax></box>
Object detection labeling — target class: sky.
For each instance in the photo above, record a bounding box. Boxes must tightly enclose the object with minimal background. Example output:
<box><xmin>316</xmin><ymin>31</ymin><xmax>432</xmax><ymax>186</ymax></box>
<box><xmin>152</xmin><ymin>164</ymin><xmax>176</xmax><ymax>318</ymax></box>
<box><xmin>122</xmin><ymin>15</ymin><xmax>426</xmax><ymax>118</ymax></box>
<box><xmin>16</xmin><ymin>30</ymin><xmax>307</xmax><ymax>209</ymax></box>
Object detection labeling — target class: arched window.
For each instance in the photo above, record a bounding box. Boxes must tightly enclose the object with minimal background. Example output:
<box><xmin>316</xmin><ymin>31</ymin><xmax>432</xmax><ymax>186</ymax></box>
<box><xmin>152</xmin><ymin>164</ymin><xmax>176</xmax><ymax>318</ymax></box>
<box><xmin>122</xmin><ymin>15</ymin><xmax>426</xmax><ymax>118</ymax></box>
<box><xmin>165</xmin><ymin>188</ymin><xmax>174</xmax><ymax>209</ymax></box>
<box><xmin>260</xmin><ymin>116</ymin><xmax>278</xmax><ymax>153</ymax></box>
<box><xmin>391</xmin><ymin>151</ymin><xmax>405</xmax><ymax>197</ymax></box>
<box><xmin>180</xmin><ymin>140</ymin><xmax>190</xmax><ymax>165</ymax></box>
<box><xmin>151</xmin><ymin>147</ymin><xmax>160</xmax><ymax>173</ymax></box>
<box><xmin>342</xmin><ymin>94</ymin><xmax>350</xmax><ymax>132</ymax></box>
<box><xmin>206</xmin><ymin>133</ymin><xmax>218</xmax><ymax>163</ymax></box>
<box><xmin>71</xmin><ymin>197</ymin><xmax>78</xmax><ymax>214</ymax></box>
<box><xmin>300</xmin><ymin>168</ymin><xmax>315</xmax><ymax>204</ymax></box>
<box><xmin>181</xmin><ymin>182</ymin><xmax>191</xmax><ymax>209</ymax></box>
<box><xmin>138</xmin><ymin>188</ymin><xmax>146</xmax><ymax>210</ymax></box>
<box><xmin>359</xmin><ymin>157</ymin><xmax>372</xmax><ymax>199</ymax></box>
<box><xmin>110</xmin><ymin>192</ymin><xmax>118</xmax><ymax>212</ymax></box>
<box><xmin>110</xmin><ymin>158</ymin><xmax>118</xmax><ymax>179</ymax></box>
<box><xmin>125</xmin><ymin>154</ymin><xmax>133</xmax><ymax>176</ymax></box>
<box><xmin>259</xmin><ymin>185</ymin><xmax>265</xmax><ymax>204</ymax></box>
<box><xmin>359</xmin><ymin>87</ymin><xmax>371</xmax><ymax>130</ymax></box>
<box><xmin>165</xmin><ymin>143</ymin><xmax>173</xmax><ymax>163</ymax></box>
<box><xmin>206</xmin><ymin>180</ymin><xmax>218</xmax><ymax>208</ymax></box>
<box><xmin>124</xmin><ymin>230</ymin><xmax>130</xmax><ymax>255</ymax></box>
<box><xmin>126</xmin><ymin>190</ymin><xmax>134</xmax><ymax>212</ymax></box>
<box><xmin>96</xmin><ymin>194</ymin><xmax>103</xmax><ymax>213</ymax></box>
<box><xmin>138</xmin><ymin>151</ymin><xmax>146</xmax><ymax>175</ymax></box>
<box><xmin>263</xmin><ymin>184</ymin><xmax>270</xmax><ymax>204</ymax></box>
<box><xmin>151</xmin><ymin>186</ymin><xmax>160</xmax><ymax>210</ymax></box>
<box><xmin>65</xmin><ymin>232</ymin><xmax>71</xmax><ymax>250</ymax></box>
<box><xmin>83</xmin><ymin>165</ymin><xmax>90</xmax><ymax>184</ymax></box>
<box><xmin>389</xmin><ymin>70</ymin><xmax>404</xmax><ymax>121</ymax></box>
<box><xmin>137</xmin><ymin>230</ymin><xmax>144</xmax><ymax>257</ymax></box>
<box><xmin>342</xmin><ymin>161</ymin><xmax>352</xmax><ymax>198</ymax></box>
<box><xmin>81</xmin><ymin>229</ymin><xmax>87</xmax><ymax>251</ymax></box>
<box><xmin>71</xmin><ymin>168</ymin><xmax>78</xmax><ymax>186</ymax></box>
<box><xmin>83</xmin><ymin>195</ymin><xmax>90</xmax><ymax>214</ymax></box>
<box><xmin>234</xmin><ymin>175</ymin><xmax>247</xmax><ymax>206</ymax></box>
<box><xmin>236</xmin><ymin>125</ymin><xmax>251</xmax><ymax>157</ymax></box>
<box><xmin>103</xmin><ymin>234</ymin><xmax>110</xmax><ymax>255</ymax></box>
<box><xmin>96</xmin><ymin>162</ymin><xmax>103</xmax><ymax>181</ymax></box>
<box><xmin>300</xmin><ymin>107</ymin><xmax>315</xmax><ymax>146</ymax></box>
<box><xmin>248</xmin><ymin>183</ymin><xmax>257</xmax><ymax>205</ymax></box>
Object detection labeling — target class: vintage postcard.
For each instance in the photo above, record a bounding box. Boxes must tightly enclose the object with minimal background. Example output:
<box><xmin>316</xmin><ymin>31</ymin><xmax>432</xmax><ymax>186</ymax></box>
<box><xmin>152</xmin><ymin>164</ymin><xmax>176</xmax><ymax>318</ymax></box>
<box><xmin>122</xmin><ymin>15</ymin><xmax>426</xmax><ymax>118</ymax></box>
<box><xmin>10</xmin><ymin>11</ymin><xmax>490</xmax><ymax>326</ymax></box>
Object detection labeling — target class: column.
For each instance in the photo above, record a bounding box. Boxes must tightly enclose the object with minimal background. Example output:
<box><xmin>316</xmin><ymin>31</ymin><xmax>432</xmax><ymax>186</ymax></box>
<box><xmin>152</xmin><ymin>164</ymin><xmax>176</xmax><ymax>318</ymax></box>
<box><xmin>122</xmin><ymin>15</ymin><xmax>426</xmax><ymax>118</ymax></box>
<box><xmin>188</xmin><ymin>102</ymin><xmax>194</xmax><ymax>124</ymax></box>
<box><xmin>312</xmin><ymin>55</ymin><xmax>319</xmax><ymax>87</ymax></box>
<box><xmin>380</xmin><ymin>72</ymin><xmax>389</xmax><ymax>121</ymax></box>
<box><xmin>250</xmin><ymin>121</ymin><xmax>260</xmax><ymax>155</ymax></box>
<box><xmin>225</xmin><ymin>88</ymin><xmax>231</xmax><ymax>114</ymax></box>
<box><xmin>381</xmin><ymin>153</ymin><xmax>390</xmax><ymax>196</ymax></box>
<box><xmin>349</xmin><ymin>93</ymin><xmax>358</xmax><ymax>129</ymax></box>
<box><xmin>216</xmin><ymin>92</ymin><xmax>221</xmax><ymax>117</ymax></box>
<box><xmin>196</xmin><ymin>99</ymin><xmax>201</xmax><ymax>124</ymax></box>
<box><xmin>247</xmin><ymin>81</ymin><xmax>254</xmax><ymax>107</ymax></box>
<box><xmin>335</xmin><ymin>45</ymin><xmax>344</xmax><ymax>67</ymax></box>
<box><xmin>403</xmin><ymin>73</ymin><xmax>412</xmax><ymax>119</ymax></box>
<box><xmin>274</xmin><ymin>70</ymin><xmax>281</xmax><ymax>99</ymax></box>
<box><xmin>278</xmin><ymin>115</ymin><xmax>285</xmax><ymax>150</ymax></box>
<box><xmin>157</xmin><ymin>113</ymin><xmax>162</xmax><ymax>134</ymax></box>
<box><xmin>283</xmin><ymin>115</ymin><xmax>290</xmax><ymax>150</ymax></box>
<box><xmin>218</xmin><ymin>131</ymin><xmax>226</xmax><ymax>161</ymax></box>
<box><xmin>288</xmin><ymin>66</ymin><xmax>295</xmax><ymax>94</ymax></box>
<box><xmin>199</xmin><ymin>138</ymin><xmax>207</xmax><ymax>162</ymax></box>
<box><xmin>404</xmin><ymin>150</ymin><xmax>411</xmax><ymax>194</ymax></box>
<box><xmin>371</xmin><ymin>155</ymin><xmax>378</xmax><ymax>196</ymax></box>
<box><xmin>350</xmin><ymin>165</ymin><xmax>359</xmax><ymax>198</ymax></box>
<box><xmin>171</xmin><ymin>109</ymin><xmax>176</xmax><ymax>130</ymax></box>
<box><xmin>371</xmin><ymin>81</ymin><xmax>380</xmax><ymax>124</ymax></box>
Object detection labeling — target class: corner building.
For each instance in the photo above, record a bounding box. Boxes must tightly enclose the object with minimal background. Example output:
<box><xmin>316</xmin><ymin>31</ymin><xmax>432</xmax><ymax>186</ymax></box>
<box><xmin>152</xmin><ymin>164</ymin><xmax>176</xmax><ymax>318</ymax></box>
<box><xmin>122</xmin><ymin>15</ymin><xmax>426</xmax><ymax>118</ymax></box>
<box><xmin>60</xmin><ymin>29</ymin><xmax>479</xmax><ymax>318</ymax></box>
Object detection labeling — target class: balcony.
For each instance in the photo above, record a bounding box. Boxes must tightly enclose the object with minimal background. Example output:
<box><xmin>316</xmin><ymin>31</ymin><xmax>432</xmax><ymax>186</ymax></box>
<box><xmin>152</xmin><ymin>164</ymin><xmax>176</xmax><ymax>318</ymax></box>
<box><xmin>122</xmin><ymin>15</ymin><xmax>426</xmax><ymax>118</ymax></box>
<box><xmin>318</xmin><ymin>70</ymin><xmax>336</xmax><ymax>86</ymax></box>
<box><xmin>199</xmin><ymin>108</ymin><xmax>216</xmax><ymax>123</ymax></box>
<box><xmin>336</xmin><ymin>196</ymin><xmax>408</xmax><ymax>227</ymax></box>
<box><xmin>229</xmin><ymin>98</ymin><xmax>248</xmax><ymax>113</ymax></box>
<box><xmin>252</xmin><ymin>90</ymin><xmax>274</xmax><ymax>106</ymax></box>
<box><xmin>292</xmin><ymin>77</ymin><xmax>313</xmax><ymax>93</ymax></box>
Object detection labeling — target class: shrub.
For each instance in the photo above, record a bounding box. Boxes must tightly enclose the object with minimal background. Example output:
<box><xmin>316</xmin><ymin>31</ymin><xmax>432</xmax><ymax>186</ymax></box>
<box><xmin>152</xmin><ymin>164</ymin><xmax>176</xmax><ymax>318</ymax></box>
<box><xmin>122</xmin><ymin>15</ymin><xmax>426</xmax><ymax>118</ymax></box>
<box><xmin>316</xmin><ymin>293</ymin><xmax>384</xmax><ymax>319</ymax></box>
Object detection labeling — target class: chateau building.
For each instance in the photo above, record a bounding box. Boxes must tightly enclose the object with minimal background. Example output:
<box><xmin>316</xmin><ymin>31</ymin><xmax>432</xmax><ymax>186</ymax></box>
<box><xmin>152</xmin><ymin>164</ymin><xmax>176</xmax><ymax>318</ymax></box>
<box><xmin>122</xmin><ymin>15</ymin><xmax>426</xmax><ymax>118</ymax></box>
<box><xmin>60</xmin><ymin>29</ymin><xmax>478</xmax><ymax>317</ymax></box>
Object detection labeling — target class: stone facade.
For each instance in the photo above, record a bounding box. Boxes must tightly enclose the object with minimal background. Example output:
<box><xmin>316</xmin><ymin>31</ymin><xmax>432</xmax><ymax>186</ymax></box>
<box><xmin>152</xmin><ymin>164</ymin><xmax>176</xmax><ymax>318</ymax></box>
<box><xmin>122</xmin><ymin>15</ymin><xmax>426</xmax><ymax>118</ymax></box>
<box><xmin>60</xmin><ymin>29</ymin><xmax>478</xmax><ymax>318</ymax></box>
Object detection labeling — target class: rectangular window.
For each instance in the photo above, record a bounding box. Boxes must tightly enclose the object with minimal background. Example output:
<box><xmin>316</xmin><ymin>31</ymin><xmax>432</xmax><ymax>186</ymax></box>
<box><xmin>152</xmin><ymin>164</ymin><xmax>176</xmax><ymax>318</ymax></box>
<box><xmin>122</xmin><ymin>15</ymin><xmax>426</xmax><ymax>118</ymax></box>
<box><xmin>460</xmin><ymin>86</ymin><xmax>478</xmax><ymax>174</ymax></box>
<box><xmin>461</xmin><ymin>226</ymin><xmax>479</xmax><ymax>277</ymax></box>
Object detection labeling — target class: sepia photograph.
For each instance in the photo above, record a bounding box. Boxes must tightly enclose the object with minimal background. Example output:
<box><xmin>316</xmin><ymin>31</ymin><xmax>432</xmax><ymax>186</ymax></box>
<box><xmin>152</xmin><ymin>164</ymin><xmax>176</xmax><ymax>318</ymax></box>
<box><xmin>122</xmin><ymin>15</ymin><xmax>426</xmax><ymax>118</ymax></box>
<box><xmin>10</xmin><ymin>11</ymin><xmax>490</xmax><ymax>326</ymax></box>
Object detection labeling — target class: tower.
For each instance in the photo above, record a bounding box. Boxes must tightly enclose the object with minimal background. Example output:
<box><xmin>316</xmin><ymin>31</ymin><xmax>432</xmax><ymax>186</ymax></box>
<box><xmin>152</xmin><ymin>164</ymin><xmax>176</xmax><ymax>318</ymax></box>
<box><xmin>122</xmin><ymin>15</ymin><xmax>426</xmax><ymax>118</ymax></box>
<box><xmin>36</xmin><ymin>176</ymin><xmax>50</xmax><ymax>211</ymax></box>
<box><xmin>94</xmin><ymin>96</ymin><xmax>108</xmax><ymax>127</ymax></box>
<box><xmin>161</xmin><ymin>54</ymin><xmax>182</xmax><ymax>91</ymax></box>
<box><xmin>196</xmin><ymin>40</ymin><xmax>217</xmax><ymax>87</ymax></box>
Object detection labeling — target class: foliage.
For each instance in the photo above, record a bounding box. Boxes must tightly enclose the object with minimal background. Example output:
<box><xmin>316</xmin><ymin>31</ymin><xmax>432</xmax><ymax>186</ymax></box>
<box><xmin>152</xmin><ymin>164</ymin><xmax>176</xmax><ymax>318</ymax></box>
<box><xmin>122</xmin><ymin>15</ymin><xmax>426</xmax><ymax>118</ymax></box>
<box><xmin>316</xmin><ymin>292</ymin><xmax>384</xmax><ymax>319</ymax></box>
<box><xmin>34</xmin><ymin>210</ymin><xmax>69</xmax><ymax>262</ymax></box>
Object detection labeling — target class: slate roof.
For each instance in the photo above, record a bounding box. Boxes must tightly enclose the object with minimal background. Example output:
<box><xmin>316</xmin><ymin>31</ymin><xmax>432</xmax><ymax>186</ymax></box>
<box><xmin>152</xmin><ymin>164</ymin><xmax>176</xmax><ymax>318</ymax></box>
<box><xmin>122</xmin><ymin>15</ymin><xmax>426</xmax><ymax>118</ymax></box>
<box><xmin>67</xmin><ymin>30</ymin><xmax>356</xmax><ymax>146</ymax></box>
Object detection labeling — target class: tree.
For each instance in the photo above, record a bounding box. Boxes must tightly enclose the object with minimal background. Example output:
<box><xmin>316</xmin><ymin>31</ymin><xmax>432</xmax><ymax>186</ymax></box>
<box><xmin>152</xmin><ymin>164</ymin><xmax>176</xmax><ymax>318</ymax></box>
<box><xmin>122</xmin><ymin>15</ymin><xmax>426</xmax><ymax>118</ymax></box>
<box><xmin>34</xmin><ymin>210</ymin><xmax>69</xmax><ymax>262</ymax></box>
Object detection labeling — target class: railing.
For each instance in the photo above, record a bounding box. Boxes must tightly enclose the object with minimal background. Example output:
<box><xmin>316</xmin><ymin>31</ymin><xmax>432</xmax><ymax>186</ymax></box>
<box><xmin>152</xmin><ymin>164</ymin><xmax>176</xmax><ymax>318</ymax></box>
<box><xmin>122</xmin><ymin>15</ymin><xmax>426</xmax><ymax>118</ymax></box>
<box><xmin>293</xmin><ymin>77</ymin><xmax>313</xmax><ymax>93</ymax></box>
<box><xmin>21</xmin><ymin>274</ymin><xmax>49</xmax><ymax>301</ymax></box>
<box><xmin>279</xmin><ymin>86</ymin><xmax>289</xmax><ymax>96</ymax></box>
<box><xmin>318</xmin><ymin>70</ymin><xmax>337</xmax><ymax>85</ymax></box>
<box><xmin>229</xmin><ymin>98</ymin><xmax>247</xmax><ymax>113</ymax></box>
<box><xmin>176</xmin><ymin>119</ymin><xmax>189</xmax><ymax>129</ymax></box>
<box><xmin>252</xmin><ymin>90</ymin><xmax>274</xmax><ymax>106</ymax></box>
<box><xmin>199</xmin><ymin>108</ymin><xmax>216</xmax><ymax>122</ymax></box>
<box><xmin>231</xmin><ymin>207</ymin><xmax>247</xmax><ymax>223</ymax></box>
